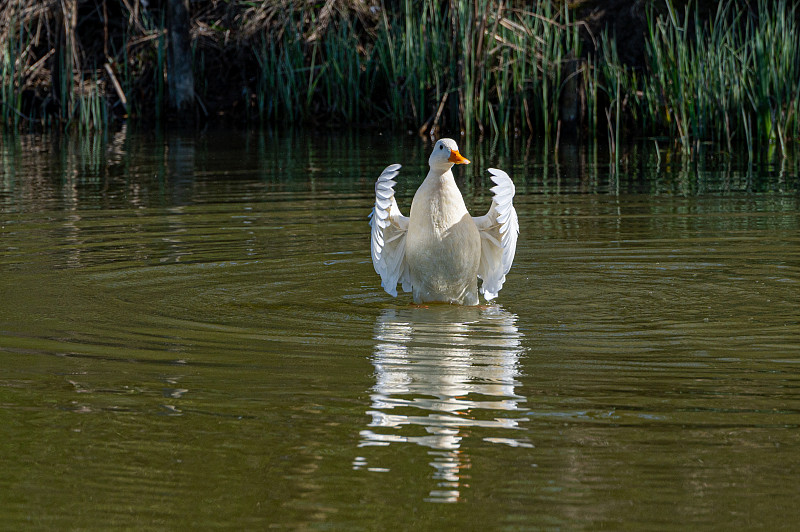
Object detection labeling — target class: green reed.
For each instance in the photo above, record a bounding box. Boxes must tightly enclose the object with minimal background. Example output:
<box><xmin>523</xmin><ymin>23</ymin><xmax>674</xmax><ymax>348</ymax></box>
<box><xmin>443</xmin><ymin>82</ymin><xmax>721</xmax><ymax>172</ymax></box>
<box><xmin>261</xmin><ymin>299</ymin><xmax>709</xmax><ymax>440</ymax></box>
<box><xmin>0</xmin><ymin>3</ymin><xmax>110</xmax><ymax>131</ymax></box>
<box><xmin>321</xmin><ymin>20</ymin><xmax>367</xmax><ymax>123</ymax></box>
<box><xmin>371</xmin><ymin>0</ymin><xmax>453</xmax><ymax>128</ymax></box>
<box><xmin>0</xmin><ymin>14</ymin><xmax>21</xmax><ymax>126</ymax></box>
<box><xmin>249</xmin><ymin>1</ymin><xmax>585</xmax><ymax>138</ymax></box>
<box><xmin>617</xmin><ymin>0</ymin><xmax>800</xmax><ymax>157</ymax></box>
<box><xmin>254</xmin><ymin>19</ymin><xmax>308</xmax><ymax>121</ymax></box>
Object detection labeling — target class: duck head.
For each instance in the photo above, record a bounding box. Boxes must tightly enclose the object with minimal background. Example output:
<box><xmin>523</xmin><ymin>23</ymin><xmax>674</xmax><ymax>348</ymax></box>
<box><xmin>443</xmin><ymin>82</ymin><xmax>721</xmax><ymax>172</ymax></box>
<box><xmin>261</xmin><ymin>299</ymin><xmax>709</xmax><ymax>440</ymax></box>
<box><xmin>429</xmin><ymin>138</ymin><xmax>470</xmax><ymax>172</ymax></box>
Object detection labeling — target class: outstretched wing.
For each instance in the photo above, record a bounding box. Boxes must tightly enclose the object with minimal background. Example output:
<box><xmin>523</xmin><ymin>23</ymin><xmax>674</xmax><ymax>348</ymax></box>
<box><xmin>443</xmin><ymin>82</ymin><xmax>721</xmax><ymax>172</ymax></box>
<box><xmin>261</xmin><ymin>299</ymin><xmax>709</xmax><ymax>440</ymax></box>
<box><xmin>369</xmin><ymin>164</ymin><xmax>411</xmax><ymax>297</ymax></box>
<box><xmin>472</xmin><ymin>168</ymin><xmax>519</xmax><ymax>301</ymax></box>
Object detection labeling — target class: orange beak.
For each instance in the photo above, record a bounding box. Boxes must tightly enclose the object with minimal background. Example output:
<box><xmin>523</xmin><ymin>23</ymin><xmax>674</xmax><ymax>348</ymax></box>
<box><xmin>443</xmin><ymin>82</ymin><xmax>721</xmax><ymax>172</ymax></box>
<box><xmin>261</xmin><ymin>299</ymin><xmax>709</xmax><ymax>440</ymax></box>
<box><xmin>448</xmin><ymin>149</ymin><xmax>470</xmax><ymax>165</ymax></box>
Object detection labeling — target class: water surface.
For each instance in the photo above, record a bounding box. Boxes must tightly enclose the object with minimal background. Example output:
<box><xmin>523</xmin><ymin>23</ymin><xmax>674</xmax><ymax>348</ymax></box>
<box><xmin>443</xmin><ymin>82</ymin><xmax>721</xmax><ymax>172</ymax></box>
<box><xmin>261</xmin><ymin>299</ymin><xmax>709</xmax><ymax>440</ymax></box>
<box><xmin>1</xmin><ymin>130</ymin><xmax>799</xmax><ymax>528</ymax></box>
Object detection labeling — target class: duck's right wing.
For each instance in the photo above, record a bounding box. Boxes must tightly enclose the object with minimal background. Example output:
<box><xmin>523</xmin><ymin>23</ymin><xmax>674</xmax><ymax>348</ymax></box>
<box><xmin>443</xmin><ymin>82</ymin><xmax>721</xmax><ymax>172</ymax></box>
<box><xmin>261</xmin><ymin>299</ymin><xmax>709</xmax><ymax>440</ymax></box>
<box><xmin>369</xmin><ymin>164</ymin><xmax>411</xmax><ymax>297</ymax></box>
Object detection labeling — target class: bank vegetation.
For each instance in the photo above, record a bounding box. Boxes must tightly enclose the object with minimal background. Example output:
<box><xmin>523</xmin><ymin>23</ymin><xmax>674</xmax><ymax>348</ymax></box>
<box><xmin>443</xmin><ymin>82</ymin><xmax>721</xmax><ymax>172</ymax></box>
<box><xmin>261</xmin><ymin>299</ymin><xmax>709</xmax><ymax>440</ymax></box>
<box><xmin>1</xmin><ymin>0</ymin><xmax>799</xmax><ymax>157</ymax></box>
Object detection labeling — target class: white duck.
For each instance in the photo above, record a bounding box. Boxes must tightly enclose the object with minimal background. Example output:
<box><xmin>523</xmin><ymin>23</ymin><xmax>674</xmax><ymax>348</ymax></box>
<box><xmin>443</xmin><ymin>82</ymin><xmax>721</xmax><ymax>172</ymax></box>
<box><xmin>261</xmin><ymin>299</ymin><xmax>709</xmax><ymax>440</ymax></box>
<box><xmin>370</xmin><ymin>138</ymin><xmax>519</xmax><ymax>305</ymax></box>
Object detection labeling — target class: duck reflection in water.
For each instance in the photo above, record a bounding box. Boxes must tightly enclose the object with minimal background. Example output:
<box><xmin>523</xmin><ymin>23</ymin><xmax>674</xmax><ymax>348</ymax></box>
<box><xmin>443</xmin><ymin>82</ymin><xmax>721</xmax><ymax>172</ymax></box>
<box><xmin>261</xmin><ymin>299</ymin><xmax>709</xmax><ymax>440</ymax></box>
<box><xmin>355</xmin><ymin>305</ymin><xmax>529</xmax><ymax>503</ymax></box>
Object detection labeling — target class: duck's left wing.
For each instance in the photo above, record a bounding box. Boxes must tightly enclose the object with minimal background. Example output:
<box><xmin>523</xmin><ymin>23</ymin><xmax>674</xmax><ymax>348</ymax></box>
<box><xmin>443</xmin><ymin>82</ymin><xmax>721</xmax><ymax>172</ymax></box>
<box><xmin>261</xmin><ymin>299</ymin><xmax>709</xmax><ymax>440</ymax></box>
<box><xmin>473</xmin><ymin>168</ymin><xmax>519</xmax><ymax>301</ymax></box>
<box><xmin>369</xmin><ymin>164</ymin><xmax>411</xmax><ymax>297</ymax></box>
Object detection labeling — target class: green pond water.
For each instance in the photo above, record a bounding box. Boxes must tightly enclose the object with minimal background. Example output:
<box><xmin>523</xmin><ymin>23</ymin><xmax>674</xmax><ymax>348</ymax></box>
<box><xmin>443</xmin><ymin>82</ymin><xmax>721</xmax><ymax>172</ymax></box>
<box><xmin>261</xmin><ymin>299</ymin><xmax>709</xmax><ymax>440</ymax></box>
<box><xmin>1</xmin><ymin>129</ymin><xmax>799</xmax><ymax>529</ymax></box>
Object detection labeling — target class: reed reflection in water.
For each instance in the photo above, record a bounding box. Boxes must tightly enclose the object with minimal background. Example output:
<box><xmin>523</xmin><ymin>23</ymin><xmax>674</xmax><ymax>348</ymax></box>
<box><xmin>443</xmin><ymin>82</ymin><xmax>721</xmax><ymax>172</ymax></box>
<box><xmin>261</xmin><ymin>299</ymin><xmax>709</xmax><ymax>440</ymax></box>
<box><xmin>356</xmin><ymin>306</ymin><xmax>529</xmax><ymax>502</ymax></box>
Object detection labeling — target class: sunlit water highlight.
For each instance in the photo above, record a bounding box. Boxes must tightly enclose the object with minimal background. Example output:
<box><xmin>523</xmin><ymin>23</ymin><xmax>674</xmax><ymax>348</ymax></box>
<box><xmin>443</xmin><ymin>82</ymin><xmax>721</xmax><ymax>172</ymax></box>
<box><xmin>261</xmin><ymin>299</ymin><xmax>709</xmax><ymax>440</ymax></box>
<box><xmin>1</xmin><ymin>129</ymin><xmax>799</xmax><ymax>528</ymax></box>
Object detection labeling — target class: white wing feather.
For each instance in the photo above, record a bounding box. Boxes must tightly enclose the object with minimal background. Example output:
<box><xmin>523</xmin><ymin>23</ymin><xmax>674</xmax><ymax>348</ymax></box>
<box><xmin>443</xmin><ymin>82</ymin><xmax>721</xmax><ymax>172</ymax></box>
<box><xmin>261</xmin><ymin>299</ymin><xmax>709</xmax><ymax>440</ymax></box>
<box><xmin>473</xmin><ymin>168</ymin><xmax>519</xmax><ymax>301</ymax></box>
<box><xmin>369</xmin><ymin>164</ymin><xmax>411</xmax><ymax>297</ymax></box>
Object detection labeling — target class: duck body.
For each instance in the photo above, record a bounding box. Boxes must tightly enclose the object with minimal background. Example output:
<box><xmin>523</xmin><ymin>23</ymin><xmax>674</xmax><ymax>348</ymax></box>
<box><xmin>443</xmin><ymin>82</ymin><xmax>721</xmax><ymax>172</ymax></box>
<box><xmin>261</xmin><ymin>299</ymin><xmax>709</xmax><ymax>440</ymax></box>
<box><xmin>406</xmin><ymin>168</ymin><xmax>481</xmax><ymax>305</ymax></box>
<box><xmin>370</xmin><ymin>138</ymin><xmax>519</xmax><ymax>306</ymax></box>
